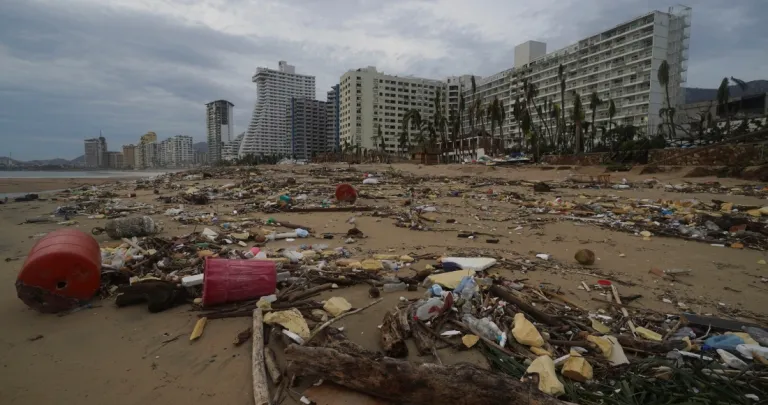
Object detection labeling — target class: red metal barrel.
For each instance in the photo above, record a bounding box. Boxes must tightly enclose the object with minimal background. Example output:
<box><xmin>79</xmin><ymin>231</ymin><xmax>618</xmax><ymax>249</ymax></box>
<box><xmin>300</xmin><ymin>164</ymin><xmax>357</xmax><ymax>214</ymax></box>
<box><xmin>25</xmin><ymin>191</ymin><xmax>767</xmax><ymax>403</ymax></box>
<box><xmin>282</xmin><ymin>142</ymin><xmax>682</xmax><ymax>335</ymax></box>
<box><xmin>16</xmin><ymin>229</ymin><xmax>101</xmax><ymax>313</ymax></box>
<box><xmin>202</xmin><ymin>258</ymin><xmax>277</xmax><ymax>307</ymax></box>
<box><xmin>335</xmin><ymin>183</ymin><xmax>357</xmax><ymax>203</ymax></box>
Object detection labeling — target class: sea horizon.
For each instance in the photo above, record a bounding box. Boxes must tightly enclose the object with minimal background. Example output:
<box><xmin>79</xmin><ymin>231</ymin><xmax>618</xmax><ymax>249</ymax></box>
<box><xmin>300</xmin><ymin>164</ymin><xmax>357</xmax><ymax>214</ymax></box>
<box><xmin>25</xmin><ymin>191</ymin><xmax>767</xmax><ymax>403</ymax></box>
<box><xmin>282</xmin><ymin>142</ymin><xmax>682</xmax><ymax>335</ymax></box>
<box><xmin>0</xmin><ymin>169</ymin><xmax>181</xmax><ymax>179</ymax></box>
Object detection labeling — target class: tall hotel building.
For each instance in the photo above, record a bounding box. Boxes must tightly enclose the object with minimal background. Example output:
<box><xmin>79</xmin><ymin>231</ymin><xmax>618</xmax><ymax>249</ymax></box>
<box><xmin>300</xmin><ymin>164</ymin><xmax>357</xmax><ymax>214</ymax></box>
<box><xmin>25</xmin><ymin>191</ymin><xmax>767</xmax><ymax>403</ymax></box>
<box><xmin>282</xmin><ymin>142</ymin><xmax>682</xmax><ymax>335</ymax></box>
<box><xmin>240</xmin><ymin>61</ymin><xmax>316</xmax><ymax>157</ymax></box>
<box><xmin>205</xmin><ymin>100</ymin><xmax>234</xmax><ymax>163</ymax></box>
<box><xmin>338</xmin><ymin>66</ymin><xmax>446</xmax><ymax>154</ymax></box>
<box><xmin>465</xmin><ymin>6</ymin><xmax>691</xmax><ymax>145</ymax></box>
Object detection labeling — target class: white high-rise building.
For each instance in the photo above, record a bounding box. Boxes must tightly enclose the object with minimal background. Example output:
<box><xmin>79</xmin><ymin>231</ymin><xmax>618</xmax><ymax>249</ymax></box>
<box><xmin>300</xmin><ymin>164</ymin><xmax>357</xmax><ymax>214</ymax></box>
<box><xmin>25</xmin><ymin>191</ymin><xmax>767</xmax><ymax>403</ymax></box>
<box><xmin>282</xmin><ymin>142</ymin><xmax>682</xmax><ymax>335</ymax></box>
<box><xmin>326</xmin><ymin>85</ymin><xmax>340</xmax><ymax>152</ymax></box>
<box><xmin>240</xmin><ymin>61</ymin><xmax>316</xmax><ymax>157</ymax></box>
<box><xmin>206</xmin><ymin>100</ymin><xmax>234</xmax><ymax>163</ymax></box>
<box><xmin>222</xmin><ymin>132</ymin><xmax>245</xmax><ymax>161</ymax></box>
<box><xmin>444</xmin><ymin>75</ymin><xmax>474</xmax><ymax>124</ymax></box>
<box><xmin>167</xmin><ymin>135</ymin><xmax>194</xmax><ymax>166</ymax></box>
<box><xmin>84</xmin><ymin>136</ymin><xmax>107</xmax><ymax>168</ymax></box>
<box><xmin>338</xmin><ymin>66</ymin><xmax>447</xmax><ymax>154</ymax></box>
<box><xmin>464</xmin><ymin>6</ymin><xmax>691</xmax><ymax>146</ymax></box>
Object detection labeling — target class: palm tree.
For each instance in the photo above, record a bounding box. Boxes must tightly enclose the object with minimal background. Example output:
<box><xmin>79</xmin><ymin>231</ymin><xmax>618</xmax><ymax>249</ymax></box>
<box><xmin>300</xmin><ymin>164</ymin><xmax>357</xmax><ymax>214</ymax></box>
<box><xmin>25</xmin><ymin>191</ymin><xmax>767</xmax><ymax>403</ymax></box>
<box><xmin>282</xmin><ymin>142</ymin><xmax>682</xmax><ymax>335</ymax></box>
<box><xmin>717</xmin><ymin>77</ymin><xmax>731</xmax><ymax>135</ymax></box>
<box><xmin>488</xmin><ymin>97</ymin><xmax>500</xmax><ymax>155</ymax></box>
<box><xmin>431</xmin><ymin>88</ymin><xmax>448</xmax><ymax>162</ymax></box>
<box><xmin>448</xmin><ymin>108</ymin><xmax>460</xmax><ymax>162</ymax></box>
<box><xmin>458</xmin><ymin>93</ymin><xmax>466</xmax><ymax>159</ymax></box>
<box><xmin>571</xmin><ymin>91</ymin><xmax>584</xmax><ymax>153</ymax></box>
<box><xmin>558</xmin><ymin>64</ymin><xmax>566</xmax><ymax>147</ymax></box>
<box><xmin>607</xmin><ymin>99</ymin><xmax>616</xmax><ymax>151</ymax></box>
<box><xmin>498</xmin><ymin>99</ymin><xmax>506</xmax><ymax>155</ymax></box>
<box><xmin>403</xmin><ymin>109</ymin><xmax>428</xmax><ymax>154</ymax></box>
<box><xmin>588</xmin><ymin>92</ymin><xmax>602</xmax><ymax>151</ymax></box>
<box><xmin>657</xmin><ymin>60</ymin><xmax>676</xmax><ymax>138</ymax></box>
<box><xmin>469</xmin><ymin>76</ymin><xmax>477</xmax><ymax>135</ymax></box>
<box><xmin>398</xmin><ymin>130</ymin><xmax>409</xmax><ymax>158</ymax></box>
<box><xmin>512</xmin><ymin>98</ymin><xmax>523</xmax><ymax>148</ymax></box>
<box><xmin>523</xmin><ymin>79</ymin><xmax>543</xmax><ymax>160</ymax></box>
<box><xmin>377</xmin><ymin>124</ymin><xmax>387</xmax><ymax>158</ymax></box>
<box><xmin>372</xmin><ymin>124</ymin><xmax>382</xmax><ymax>153</ymax></box>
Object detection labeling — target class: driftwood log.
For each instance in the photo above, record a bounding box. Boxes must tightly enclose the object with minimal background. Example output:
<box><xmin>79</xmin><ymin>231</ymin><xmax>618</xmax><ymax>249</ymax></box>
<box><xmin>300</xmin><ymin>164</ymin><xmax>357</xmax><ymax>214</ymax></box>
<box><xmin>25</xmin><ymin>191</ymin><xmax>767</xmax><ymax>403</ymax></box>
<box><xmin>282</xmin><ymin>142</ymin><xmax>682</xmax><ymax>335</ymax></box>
<box><xmin>616</xmin><ymin>335</ymin><xmax>686</xmax><ymax>353</ymax></box>
<box><xmin>284</xmin><ymin>344</ymin><xmax>568</xmax><ymax>405</ymax></box>
<box><xmin>395</xmin><ymin>307</ymin><xmax>411</xmax><ymax>337</ymax></box>
<box><xmin>264</xmin><ymin>346</ymin><xmax>282</xmax><ymax>385</ymax></box>
<box><xmin>380</xmin><ymin>311</ymin><xmax>408</xmax><ymax>358</ymax></box>
<box><xmin>491</xmin><ymin>285</ymin><xmax>562</xmax><ymax>326</ymax></box>
<box><xmin>252</xmin><ymin>309</ymin><xmax>269</xmax><ymax>405</ymax></box>
<box><xmin>409</xmin><ymin>318</ymin><xmax>435</xmax><ymax>355</ymax></box>
<box><xmin>287</xmin><ymin>283</ymin><xmax>333</xmax><ymax>302</ymax></box>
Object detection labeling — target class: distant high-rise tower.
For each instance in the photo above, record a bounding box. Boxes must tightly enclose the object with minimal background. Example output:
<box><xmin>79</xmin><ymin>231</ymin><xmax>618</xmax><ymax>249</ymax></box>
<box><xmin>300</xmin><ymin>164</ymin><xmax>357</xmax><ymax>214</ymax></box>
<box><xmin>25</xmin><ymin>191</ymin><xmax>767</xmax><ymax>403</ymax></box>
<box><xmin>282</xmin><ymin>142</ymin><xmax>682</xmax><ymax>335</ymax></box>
<box><xmin>206</xmin><ymin>100</ymin><xmax>234</xmax><ymax>163</ymax></box>
<box><xmin>288</xmin><ymin>97</ymin><xmax>329</xmax><ymax>160</ymax></box>
<box><xmin>84</xmin><ymin>136</ymin><xmax>107</xmax><ymax>168</ymax></box>
<box><xmin>326</xmin><ymin>85</ymin><xmax>340</xmax><ymax>152</ymax></box>
<box><xmin>239</xmin><ymin>61</ymin><xmax>316</xmax><ymax>157</ymax></box>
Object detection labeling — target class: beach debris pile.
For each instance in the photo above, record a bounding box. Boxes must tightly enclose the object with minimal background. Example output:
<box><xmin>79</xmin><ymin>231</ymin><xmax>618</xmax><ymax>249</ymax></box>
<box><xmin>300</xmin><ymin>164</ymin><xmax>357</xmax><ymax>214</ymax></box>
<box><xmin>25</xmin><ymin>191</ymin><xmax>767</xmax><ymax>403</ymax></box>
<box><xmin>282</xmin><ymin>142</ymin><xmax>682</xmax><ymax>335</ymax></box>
<box><xmin>84</xmin><ymin>225</ymin><xmax>768</xmax><ymax>404</ymax></box>
<box><xmin>12</xmin><ymin>165</ymin><xmax>768</xmax><ymax>404</ymax></box>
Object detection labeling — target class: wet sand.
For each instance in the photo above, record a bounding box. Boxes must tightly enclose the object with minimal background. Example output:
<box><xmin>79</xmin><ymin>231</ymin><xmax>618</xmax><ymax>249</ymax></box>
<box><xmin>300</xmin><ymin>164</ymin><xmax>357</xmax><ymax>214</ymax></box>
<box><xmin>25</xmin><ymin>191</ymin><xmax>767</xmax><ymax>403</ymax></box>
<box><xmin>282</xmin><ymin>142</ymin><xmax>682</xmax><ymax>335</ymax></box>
<box><xmin>0</xmin><ymin>177</ymin><xmax>128</xmax><ymax>194</ymax></box>
<box><xmin>1</xmin><ymin>163</ymin><xmax>766</xmax><ymax>405</ymax></box>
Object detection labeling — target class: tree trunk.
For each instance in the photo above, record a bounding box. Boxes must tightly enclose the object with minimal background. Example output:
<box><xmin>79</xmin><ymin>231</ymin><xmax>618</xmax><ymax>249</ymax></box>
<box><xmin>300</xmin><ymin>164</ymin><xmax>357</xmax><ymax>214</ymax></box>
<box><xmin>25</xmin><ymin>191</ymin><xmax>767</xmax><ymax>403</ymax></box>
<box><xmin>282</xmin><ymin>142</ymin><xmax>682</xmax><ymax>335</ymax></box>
<box><xmin>286</xmin><ymin>283</ymin><xmax>333</xmax><ymax>302</ymax></box>
<box><xmin>380</xmin><ymin>311</ymin><xmax>408</xmax><ymax>358</ymax></box>
<box><xmin>409</xmin><ymin>317</ymin><xmax>435</xmax><ymax>355</ymax></box>
<box><xmin>252</xmin><ymin>309</ymin><xmax>270</xmax><ymax>405</ymax></box>
<box><xmin>284</xmin><ymin>345</ymin><xmax>569</xmax><ymax>405</ymax></box>
<box><xmin>490</xmin><ymin>285</ymin><xmax>562</xmax><ymax>326</ymax></box>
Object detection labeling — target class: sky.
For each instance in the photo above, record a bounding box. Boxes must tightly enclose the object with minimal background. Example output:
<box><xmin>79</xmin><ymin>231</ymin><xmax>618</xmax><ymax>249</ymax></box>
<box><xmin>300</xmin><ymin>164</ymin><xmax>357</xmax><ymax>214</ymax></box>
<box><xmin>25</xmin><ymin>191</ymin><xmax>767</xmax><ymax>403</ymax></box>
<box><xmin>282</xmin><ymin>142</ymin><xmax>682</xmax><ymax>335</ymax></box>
<box><xmin>1</xmin><ymin>0</ymin><xmax>766</xmax><ymax>161</ymax></box>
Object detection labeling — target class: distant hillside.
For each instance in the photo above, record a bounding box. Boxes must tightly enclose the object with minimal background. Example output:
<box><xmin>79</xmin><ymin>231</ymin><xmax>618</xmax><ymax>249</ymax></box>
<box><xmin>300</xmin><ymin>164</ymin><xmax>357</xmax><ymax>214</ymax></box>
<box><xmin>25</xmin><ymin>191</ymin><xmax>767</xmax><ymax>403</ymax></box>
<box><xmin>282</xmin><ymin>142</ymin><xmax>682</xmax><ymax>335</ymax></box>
<box><xmin>24</xmin><ymin>158</ymin><xmax>72</xmax><ymax>166</ymax></box>
<box><xmin>686</xmin><ymin>80</ymin><xmax>768</xmax><ymax>103</ymax></box>
<box><xmin>193</xmin><ymin>142</ymin><xmax>207</xmax><ymax>153</ymax></box>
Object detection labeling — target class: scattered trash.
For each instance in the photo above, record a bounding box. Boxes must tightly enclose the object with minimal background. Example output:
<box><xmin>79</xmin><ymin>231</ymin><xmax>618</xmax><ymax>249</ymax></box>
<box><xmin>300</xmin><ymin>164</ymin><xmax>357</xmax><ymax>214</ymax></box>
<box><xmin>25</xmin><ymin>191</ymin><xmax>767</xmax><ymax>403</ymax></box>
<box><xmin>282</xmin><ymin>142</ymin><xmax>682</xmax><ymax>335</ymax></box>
<box><xmin>323</xmin><ymin>297</ymin><xmax>352</xmax><ymax>317</ymax></box>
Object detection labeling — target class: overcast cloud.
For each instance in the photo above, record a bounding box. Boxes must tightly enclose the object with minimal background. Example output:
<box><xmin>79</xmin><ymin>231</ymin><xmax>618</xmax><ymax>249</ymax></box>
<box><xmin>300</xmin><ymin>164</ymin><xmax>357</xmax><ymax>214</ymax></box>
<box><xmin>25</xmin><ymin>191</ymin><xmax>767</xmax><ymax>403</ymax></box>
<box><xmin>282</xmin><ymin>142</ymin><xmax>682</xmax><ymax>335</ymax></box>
<box><xmin>1</xmin><ymin>0</ymin><xmax>765</xmax><ymax>160</ymax></box>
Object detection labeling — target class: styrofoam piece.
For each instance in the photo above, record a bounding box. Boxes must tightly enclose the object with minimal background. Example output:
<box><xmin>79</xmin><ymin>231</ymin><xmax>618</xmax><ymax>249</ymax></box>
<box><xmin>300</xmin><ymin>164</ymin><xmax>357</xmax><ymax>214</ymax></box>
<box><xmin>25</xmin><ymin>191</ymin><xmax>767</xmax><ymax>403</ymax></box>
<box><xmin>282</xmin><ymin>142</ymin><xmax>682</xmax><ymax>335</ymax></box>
<box><xmin>441</xmin><ymin>257</ymin><xmax>497</xmax><ymax>272</ymax></box>
<box><xmin>181</xmin><ymin>273</ymin><xmax>204</xmax><ymax>287</ymax></box>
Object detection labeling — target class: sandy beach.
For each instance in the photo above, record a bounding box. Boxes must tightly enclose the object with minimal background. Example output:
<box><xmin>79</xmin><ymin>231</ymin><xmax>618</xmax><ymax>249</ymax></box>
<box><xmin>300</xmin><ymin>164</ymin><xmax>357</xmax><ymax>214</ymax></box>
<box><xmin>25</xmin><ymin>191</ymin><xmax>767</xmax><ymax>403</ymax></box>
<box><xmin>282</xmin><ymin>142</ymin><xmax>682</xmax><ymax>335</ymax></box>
<box><xmin>0</xmin><ymin>177</ymin><xmax>130</xmax><ymax>194</ymax></box>
<box><xmin>1</xmin><ymin>163</ymin><xmax>766</xmax><ymax>404</ymax></box>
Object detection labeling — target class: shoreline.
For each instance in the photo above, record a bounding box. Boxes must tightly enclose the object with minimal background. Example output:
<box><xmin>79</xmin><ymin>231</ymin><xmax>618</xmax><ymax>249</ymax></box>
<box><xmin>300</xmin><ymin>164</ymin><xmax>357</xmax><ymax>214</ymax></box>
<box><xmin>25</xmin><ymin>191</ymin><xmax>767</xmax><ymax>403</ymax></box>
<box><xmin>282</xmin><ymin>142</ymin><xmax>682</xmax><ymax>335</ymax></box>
<box><xmin>0</xmin><ymin>177</ymin><xmax>131</xmax><ymax>194</ymax></box>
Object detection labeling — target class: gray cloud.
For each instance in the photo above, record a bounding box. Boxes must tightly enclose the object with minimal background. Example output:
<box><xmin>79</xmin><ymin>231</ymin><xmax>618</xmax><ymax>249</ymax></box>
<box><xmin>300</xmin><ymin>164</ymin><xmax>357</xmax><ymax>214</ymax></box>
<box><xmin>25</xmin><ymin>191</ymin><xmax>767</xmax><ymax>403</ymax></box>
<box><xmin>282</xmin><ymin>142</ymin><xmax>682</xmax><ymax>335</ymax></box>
<box><xmin>0</xmin><ymin>0</ymin><xmax>765</xmax><ymax>160</ymax></box>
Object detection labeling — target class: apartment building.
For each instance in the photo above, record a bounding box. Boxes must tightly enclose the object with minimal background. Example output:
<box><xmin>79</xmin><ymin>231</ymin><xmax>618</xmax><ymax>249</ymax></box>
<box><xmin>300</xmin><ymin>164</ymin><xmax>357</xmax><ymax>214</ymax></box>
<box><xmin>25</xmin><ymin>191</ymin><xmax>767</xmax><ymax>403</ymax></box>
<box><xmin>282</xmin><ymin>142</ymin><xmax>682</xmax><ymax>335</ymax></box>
<box><xmin>464</xmin><ymin>6</ymin><xmax>691</xmax><ymax>147</ymax></box>
<box><xmin>106</xmin><ymin>151</ymin><xmax>123</xmax><ymax>169</ymax></box>
<box><xmin>326</xmin><ymin>85</ymin><xmax>340</xmax><ymax>152</ymax></box>
<box><xmin>83</xmin><ymin>136</ymin><xmax>107</xmax><ymax>168</ymax></box>
<box><xmin>222</xmin><ymin>133</ymin><xmax>244</xmax><ymax>161</ymax></box>
<box><xmin>288</xmin><ymin>97</ymin><xmax>329</xmax><ymax>160</ymax></box>
<box><xmin>122</xmin><ymin>144</ymin><xmax>136</xmax><ymax>169</ymax></box>
<box><xmin>338</xmin><ymin>66</ymin><xmax>446</xmax><ymax>154</ymax></box>
<box><xmin>160</xmin><ymin>135</ymin><xmax>194</xmax><ymax>167</ymax></box>
<box><xmin>135</xmin><ymin>131</ymin><xmax>159</xmax><ymax>169</ymax></box>
<box><xmin>444</xmin><ymin>75</ymin><xmax>473</xmax><ymax>124</ymax></box>
<box><xmin>135</xmin><ymin>142</ymin><xmax>159</xmax><ymax>169</ymax></box>
<box><xmin>240</xmin><ymin>61</ymin><xmax>316</xmax><ymax>157</ymax></box>
<box><xmin>206</xmin><ymin>100</ymin><xmax>234</xmax><ymax>163</ymax></box>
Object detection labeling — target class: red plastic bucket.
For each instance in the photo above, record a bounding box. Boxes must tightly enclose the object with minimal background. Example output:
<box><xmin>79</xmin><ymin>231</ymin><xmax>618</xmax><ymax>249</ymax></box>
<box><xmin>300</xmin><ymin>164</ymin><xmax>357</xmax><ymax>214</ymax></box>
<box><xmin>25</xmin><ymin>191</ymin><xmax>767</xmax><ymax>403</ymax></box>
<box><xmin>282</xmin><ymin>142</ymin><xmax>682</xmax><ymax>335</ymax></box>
<box><xmin>335</xmin><ymin>183</ymin><xmax>357</xmax><ymax>203</ymax></box>
<box><xmin>202</xmin><ymin>258</ymin><xmax>277</xmax><ymax>306</ymax></box>
<box><xmin>16</xmin><ymin>229</ymin><xmax>102</xmax><ymax>313</ymax></box>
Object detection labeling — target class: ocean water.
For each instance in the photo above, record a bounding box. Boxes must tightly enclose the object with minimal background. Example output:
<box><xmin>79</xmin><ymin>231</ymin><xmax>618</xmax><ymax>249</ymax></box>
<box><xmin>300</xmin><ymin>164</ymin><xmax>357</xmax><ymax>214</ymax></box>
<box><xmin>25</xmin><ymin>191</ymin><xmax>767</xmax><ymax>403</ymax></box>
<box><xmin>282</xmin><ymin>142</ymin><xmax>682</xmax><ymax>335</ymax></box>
<box><xmin>0</xmin><ymin>170</ymin><xmax>173</xmax><ymax>179</ymax></box>
<box><xmin>0</xmin><ymin>170</ymin><xmax>178</xmax><ymax>198</ymax></box>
